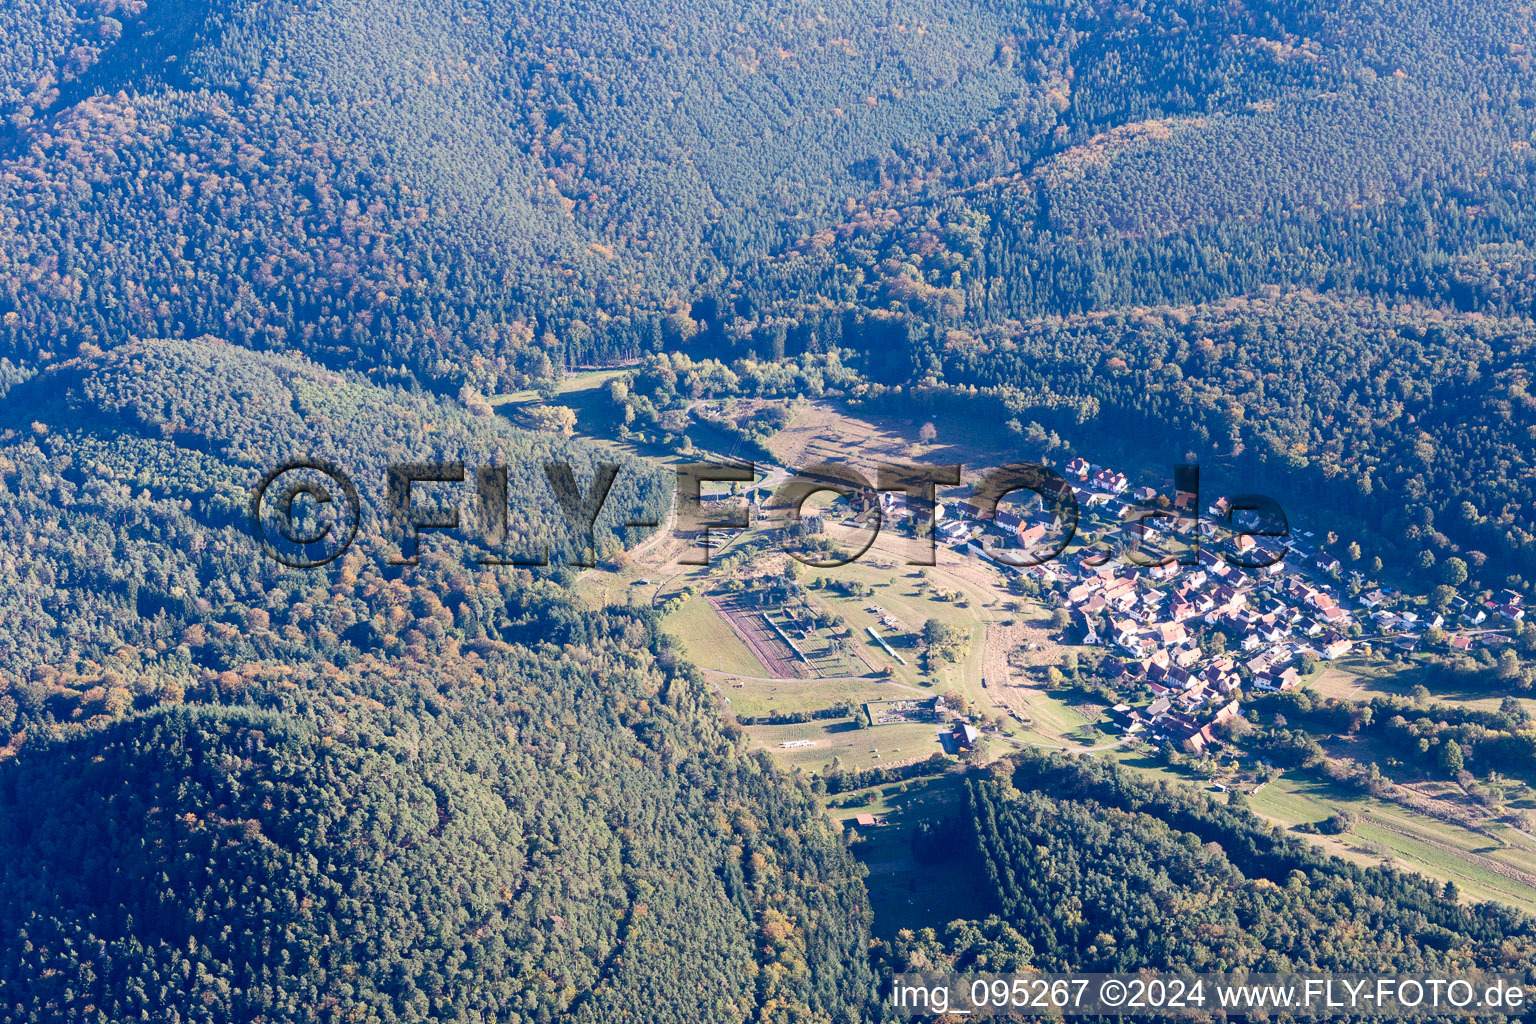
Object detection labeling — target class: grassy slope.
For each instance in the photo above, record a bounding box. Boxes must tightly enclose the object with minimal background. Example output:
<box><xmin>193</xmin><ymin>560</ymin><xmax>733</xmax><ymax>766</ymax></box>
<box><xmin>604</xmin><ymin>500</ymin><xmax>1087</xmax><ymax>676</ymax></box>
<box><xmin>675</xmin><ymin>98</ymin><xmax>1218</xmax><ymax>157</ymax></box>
<box><xmin>664</xmin><ymin>593</ymin><xmax>771</xmax><ymax>677</ymax></box>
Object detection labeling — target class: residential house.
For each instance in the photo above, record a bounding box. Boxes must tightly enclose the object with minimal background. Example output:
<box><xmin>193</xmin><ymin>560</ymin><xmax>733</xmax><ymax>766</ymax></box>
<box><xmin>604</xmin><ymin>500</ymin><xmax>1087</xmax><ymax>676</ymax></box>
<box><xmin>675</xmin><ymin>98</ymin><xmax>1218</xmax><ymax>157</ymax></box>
<box><xmin>1213</xmin><ymin>585</ymin><xmax>1248</xmax><ymax>616</ymax></box>
<box><xmin>1092</xmin><ymin>469</ymin><xmax>1129</xmax><ymax>494</ymax></box>
<box><xmin>938</xmin><ymin>520</ymin><xmax>971</xmax><ymax>542</ymax></box>
<box><xmin>1321</xmin><ymin>638</ymin><xmax>1354</xmax><ymax>660</ymax></box>
<box><xmin>1322</xmin><ymin>604</ymin><xmax>1349</xmax><ymax>625</ymax></box>
<box><xmin>956</xmin><ymin>500</ymin><xmax>986</xmax><ymax>520</ymax></box>
<box><xmin>1172</xmin><ymin>644</ymin><xmax>1203</xmax><ymax>668</ymax></box>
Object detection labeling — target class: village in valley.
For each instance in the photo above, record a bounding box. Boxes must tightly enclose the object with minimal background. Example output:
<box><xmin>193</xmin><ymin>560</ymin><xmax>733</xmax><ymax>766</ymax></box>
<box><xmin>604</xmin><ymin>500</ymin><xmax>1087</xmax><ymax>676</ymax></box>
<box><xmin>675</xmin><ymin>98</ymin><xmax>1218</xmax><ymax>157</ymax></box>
<box><xmin>866</xmin><ymin>451</ymin><xmax>1522</xmax><ymax>756</ymax></box>
<box><xmin>558</xmin><ymin>383</ymin><xmax>1536</xmax><ymax>925</ymax></box>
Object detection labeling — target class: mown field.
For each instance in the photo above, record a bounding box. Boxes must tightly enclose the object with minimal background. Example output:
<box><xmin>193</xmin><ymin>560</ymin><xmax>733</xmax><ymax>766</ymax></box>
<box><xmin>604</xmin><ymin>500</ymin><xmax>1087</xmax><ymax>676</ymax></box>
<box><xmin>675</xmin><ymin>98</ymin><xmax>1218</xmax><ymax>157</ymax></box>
<box><xmin>663</xmin><ymin>593</ymin><xmax>770</xmax><ymax>677</ymax></box>
<box><xmin>492</xmin><ymin>369</ymin><xmax>632</xmax><ymax>451</ymax></box>
<box><xmin>1309</xmin><ymin>656</ymin><xmax>1536</xmax><ymax>716</ymax></box>
<box><xmin>722</xmin><ymin>674</ymin><xmax>908</xmax><ymax>720</ymax></box>
<box><xmin>807</xmin><ymin>558</ymin><xmax>985</xmax><ymax>690</ymax></box>
<box><xmin>744</xmin><ymin>719</ymin><xmax>942</xmax><ymax>774</ymax></box>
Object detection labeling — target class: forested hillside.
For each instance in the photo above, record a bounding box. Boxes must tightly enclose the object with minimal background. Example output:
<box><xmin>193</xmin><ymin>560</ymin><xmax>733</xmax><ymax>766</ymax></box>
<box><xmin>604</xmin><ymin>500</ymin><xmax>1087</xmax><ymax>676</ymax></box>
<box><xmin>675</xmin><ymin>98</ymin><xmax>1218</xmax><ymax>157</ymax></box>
<box><xmin>0</xmin><ymin>337</ymin><xmax>669</xmax><ymax>683</ymax></box>
<box><xmin>891</xmin><ymin>751</ymin><xmax>1536</xmax><ymax>983</ymax></box>
<box><xmin>0</xmin><ymin>0</ymin><xmax>1076</xmax><ymax>380</ymax></box>
<box><xmin>5</xmin><ymin>0</ymin><xmax>1528</xmax><ymax>588</ymax></box>
<box><xmin>1</xmin><ymin>655</ymin><xmax>873</xmax><ymax>1021</ymax></box>
<box><xmin>704</xmin><ymin>0</ymin><xmax>1536</xmax><ymax>590</ymax></box>
<box><xmin>0</xmin><ymin>339</ymin><xmax>877</xmax><ymax>1021</ymax></box>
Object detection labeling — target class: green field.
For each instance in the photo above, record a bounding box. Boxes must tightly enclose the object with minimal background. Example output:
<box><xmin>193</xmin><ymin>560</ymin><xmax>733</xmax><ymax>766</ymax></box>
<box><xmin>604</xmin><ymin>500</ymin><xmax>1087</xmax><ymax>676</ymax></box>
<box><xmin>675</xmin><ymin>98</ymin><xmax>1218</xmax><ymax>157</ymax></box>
<box><xmin>1309</xmin><ymin>655</ymin><xmax>1536</xmax><ymax>716</ymax></box>
<box><xmin>492</xmin><ymin>368</ymin><xmax>626</xmax><ymax>413</ymax></box>
<box><xmin>662</xmin><ymin>594</ymin><xmax>770</xmax><ymax>677</ymax></box>
<box><xmin>807</xmin><ymin>558</ymin><xmax>985</xmax><ymax>692</ymax></box>
<box><xmin>744</xmin><ymin>719</ymin><xmax>942</xmax><ymax>773</ymax></box>
<box><xmin>492</xmin><ymin>369</ymin><xmax>651</xmax><ymax>457</ymax></box>
<box><xmin>762</xmin><ymin>607</ymin><xmax>867</xmax><ymax>677</ymax></box>
<box><xmin>1017</xmin><ymin>687</ymin><xmax>1099</xmax><ymax>742</ymax></box>
<box><xmin>723</xmin><ymin>674</ymin><xmax>907</xmax><ymax>719</ymax></box>
<box><xmin>1248</xmin><ymin>774</ymin><xmax>1536</xmax><ymax>914</ymax></box>
<box><xmin>1101</xmin><ymin>740</ymin><xmax>1536</xmax><ymax>915</ymax></box>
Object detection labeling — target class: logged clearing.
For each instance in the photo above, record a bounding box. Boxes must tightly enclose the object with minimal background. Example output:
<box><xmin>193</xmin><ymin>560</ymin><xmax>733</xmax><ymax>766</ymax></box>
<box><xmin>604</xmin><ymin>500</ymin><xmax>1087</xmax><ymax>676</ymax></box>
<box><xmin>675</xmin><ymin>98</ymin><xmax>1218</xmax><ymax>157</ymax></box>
<box><xmin>828</xmin><ymin>774</ymin><xmax>992</xmax><ymax>938</ymax></box>
<box><xmin>766</xmin><ymin>400</ymin><xmax>1039</xmax><ymax>481</ymax></box>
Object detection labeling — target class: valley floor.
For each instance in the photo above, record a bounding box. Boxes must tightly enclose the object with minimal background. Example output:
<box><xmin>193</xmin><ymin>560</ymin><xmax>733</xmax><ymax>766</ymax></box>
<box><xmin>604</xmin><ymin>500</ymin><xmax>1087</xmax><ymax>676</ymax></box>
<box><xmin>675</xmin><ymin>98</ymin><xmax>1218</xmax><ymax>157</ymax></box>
<box><xmin>565</xmin><ymin>393</ymin><xmax>1536</xmax><ymax>924</ymax></box>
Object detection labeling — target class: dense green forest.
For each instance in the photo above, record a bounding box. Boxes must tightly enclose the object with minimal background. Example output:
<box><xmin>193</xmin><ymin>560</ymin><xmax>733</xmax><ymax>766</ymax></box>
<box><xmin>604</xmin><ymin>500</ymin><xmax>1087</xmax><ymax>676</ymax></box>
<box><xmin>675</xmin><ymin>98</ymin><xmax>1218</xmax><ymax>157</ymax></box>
<box><xmin>0</xmin><ymin>339</ymin><xmax>877</xmax><ymax>1020</ymax></box>
<box><xmin>887</xmin><ymin>751</ymin><xmax>1536</xmax><ymax>1013</ymax></box>
<box><xmin>4</xmin><ymin>0</ymin><xmax>1536</xmax><ymax>1017</ymax></box>
<box><xmin>0</xmin><ymin>337</ymin><xmax>671</xmax><ymax>683</ymax></box>
<box><xmin>1</xmin><ymin>658</ymin><xmax>874</xmax><ymax>1022</ymax></box>
<box><xmin>2</xmin><ymin>0</ymin><xmax>1533</xmax><ymax>593</ymax></box>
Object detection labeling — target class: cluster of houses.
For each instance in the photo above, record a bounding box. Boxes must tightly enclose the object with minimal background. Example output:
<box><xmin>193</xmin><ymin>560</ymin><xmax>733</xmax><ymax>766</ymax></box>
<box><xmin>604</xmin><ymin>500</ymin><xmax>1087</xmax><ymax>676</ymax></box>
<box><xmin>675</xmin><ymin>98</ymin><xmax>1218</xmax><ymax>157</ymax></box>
<box><xmin>856</xmin><ymin>456</ymin><xmax>1526</xmax><ymax>757</ymax></box>
<box><xmin>875</xmin><ymin>457</ymin><xmax>1129</xmax><ymax>550</ymax></box>
<box><xmin>1051</xmin><ymin>545</ymin><xmax>1358</xmax><ymax>750</ymax></box>
<box><xmin>862</xmin><ymin>479</ymin><xmax>1299</xmax><ymax>752</ymax></box>
<box><xmin>1354</xmin><ymin>587</ymin><xmax>1525</xmax><ymax>653</ymax></box>
<box><xmin>1110</xmin><ymin>688</ymin><xmax>1245</xmax><ymax>754</ymax></box>
<box><xmin>941</xmin><ymin>459</ymin><xmax>1382</xmax><ymax>754</ymax></box>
